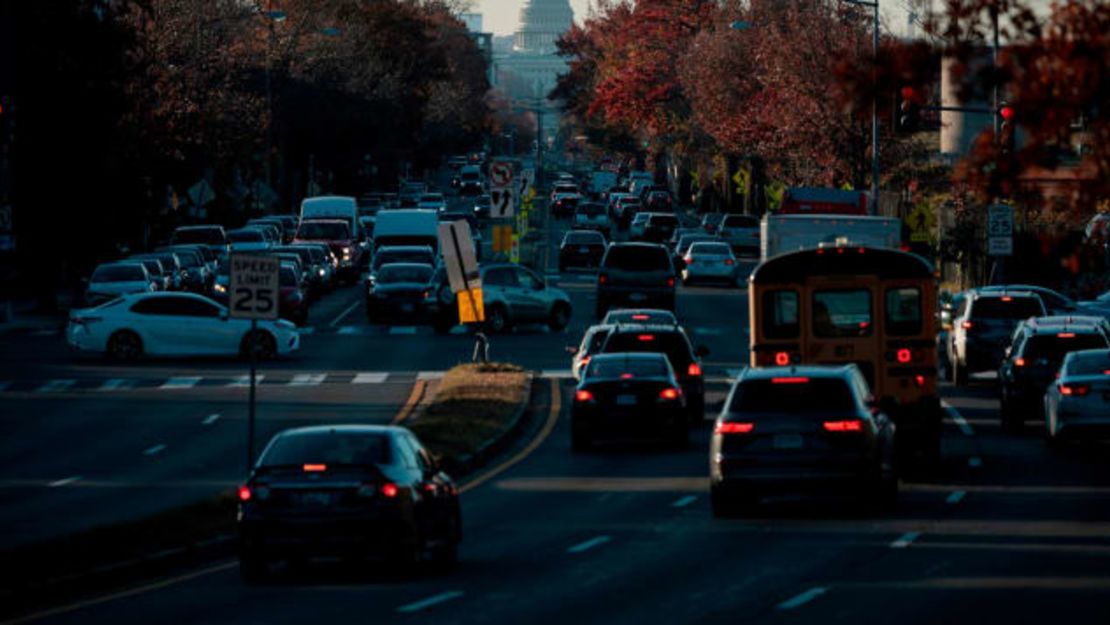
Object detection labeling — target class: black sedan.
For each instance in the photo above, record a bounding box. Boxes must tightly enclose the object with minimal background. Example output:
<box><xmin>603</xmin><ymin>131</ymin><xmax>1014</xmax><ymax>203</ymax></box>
<box><xmin>366</xmin><ymin>263</ymin><xmax>436</xmax><ymax>324</ymax></box>
<box><xmin>559</xmin><ymin>230</ymin><xmax>607</xmax><ymax>271</ymax></box>
<box><xmin>709</xmin><ymin>365</ymin><xmax>897</xmax><ymax>517</ymax></box>
<box><xmin>571</xmin><ymin>352</ymin><xmax>688</xmax><ymax>451</ymax></box>
<box><xmin>237</xmin><ymin>425</ymin><xmax>461</xmax><ymax>582</ymax></box>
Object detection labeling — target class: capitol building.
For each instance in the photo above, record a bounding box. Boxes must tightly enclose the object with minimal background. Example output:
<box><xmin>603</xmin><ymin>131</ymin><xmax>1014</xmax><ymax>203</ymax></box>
<box><xmin>494</xmin><ymin>0</ymin><xmax>574</xmax><ymax>107</ymax></box>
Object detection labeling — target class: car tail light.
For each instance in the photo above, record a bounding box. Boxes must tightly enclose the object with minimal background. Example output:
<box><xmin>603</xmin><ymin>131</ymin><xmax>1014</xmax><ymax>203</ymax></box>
<box><xmin>1001</xmin><ymin>296</ymin><xmax>1013</xmax><ymax>302</ymax></box>
<box><xmin>961</xmin><ymin>321</ymin><xmax>974</xmax><ymax>330</ymax></box>
<box><xmin>684</xmin><ymin>256</ymin><xmax>694</xmax><ymax>265</ymax></box>
<box><xmin>774</xmin><ymin>351</ymin><xmax>791</xmax><ymax>366</ymax></box>
<box><xmin>658</xmin><ymin>387</ymin><xmax>681</xmax><ymax>400</ymax></box>
<box><xmin>638</xmin><ymin>334</ymin><xmax>655</xmax><ymax>342</ymax></box>
<box><xmin>1059</xmin><ymin>383</ymin><xmax>1091</xmax><ymax>396</ymax></box>
<box><xmin>823</xmin><ymin>420</ymin><xmax>863</xmax><ymax>432</ymax></box>
<box><xmin>1057</xmin><ymin>332</ymin><xmax>1076</xmax><ymax>338</ymax></box>
<box><xmin>621</xmin><ymin>373</ymin><xmax>635</xmax><ymax>379</ymax></box>
<box><xmin>725</xmin><ymin>258</ymin><xmax>734</xmax><ymax>266</ymax></box>
<box><xmin>380</xmin><ymin>482</ymin><xmax>400</xmax><ymax>498</ymax></box>
<box><xmin>895</xmin><ymin>348</ymin><xmax>912</xmax><ymax>364</ymax></box>
<box><xmin>715</xmin><ymin>422</ymin><xmax>754</xmax><ymax>434</ymax></box>
<box><xmin>579</xmin><ymin>355</ymin><xmax>591</xmax><ymax>368</ymax></box>
<box><xmin>303</xmin><ymin>464</ymin><xmax>326</xmax><ymax>472</ymax></box>
<box><xmin>631</xmin><ymin>314</ymin><xmax>650</xmax><ymax>321</ymax></box>
<box><xmin>666</xmin><ymin>277</ymin><xmax>675</xmax><ymax>288</ymax></box>
<box><xmin>598</xmin><ymin>274</ymin><xmax>607</xmax><ymax>285</ymax></box>
<box><xmin>575</xmin><ymin>389</ymin><xmax>595</xmax><ymax>402</ymax></box>
<box><xmin>238</xmin><ymin>485</ymin><xmax>252</xmax><ymax>502</ymax></box>
<box><xmin>914</xmin><ymin>375</ymin><xmax>926</xmax><ymax>387</ymax></box>
<box><xmin>1014</xmin><ymin>357</ymin><xmax>1026</xmax><ymax>367</ymax></box>
<box><xmin>771</xmin><ymin>377</ymin><xmax>810</xmax><ymax>384</ymax></box>
<box><xmin>687</xmin><ymin>363</ymin><xmax>702</xmax><ymax>377</ymax></box>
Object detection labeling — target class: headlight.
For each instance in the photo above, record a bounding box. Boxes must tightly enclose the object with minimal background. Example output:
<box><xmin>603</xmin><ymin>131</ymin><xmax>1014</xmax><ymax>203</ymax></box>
<box><xmin>214</xmin><ymin>283</ymin><xmax>227</xmax><ymax>294</ymax></box>
<box><xmin>318</xmin><ymin>268</ymin><xmax>325</xmax><ymax>277</ymax></box>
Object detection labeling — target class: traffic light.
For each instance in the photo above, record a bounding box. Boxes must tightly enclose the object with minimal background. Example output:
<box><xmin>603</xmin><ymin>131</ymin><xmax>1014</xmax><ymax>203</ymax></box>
<box><xmin>898</xmin><ymin>86</ymin><xmax>921</xmax><ymax>133</ymax></box>
<box><xmin>998</xmin><ymin>104</ymin><xmax>1015</xmax><ymax>156</ymax></box>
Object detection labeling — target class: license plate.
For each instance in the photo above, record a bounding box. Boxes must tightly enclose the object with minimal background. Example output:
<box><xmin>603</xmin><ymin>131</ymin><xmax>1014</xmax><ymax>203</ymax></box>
<box><xmin>616</xmin><ymin>394</ymin><xmax>637</xmax><ymax>406</ymax></box>
<box><xmin>629</xmin><ymin>293</ymin><xmax>647</xmax><ymax>302</ymax></box>
<box><xmin>773</xmin><ymin>434</ymin><xmax>804</xmax><ymax>450</ymax></box>
<box><xmin>578</xmin><ymin>246</ymin><xmax>590</xmax><ymax>253</ymax></box>
<box><xmin>295</xmin><ymin>492</ymin><xmax>333</xmax><ymax>506</ymax></box>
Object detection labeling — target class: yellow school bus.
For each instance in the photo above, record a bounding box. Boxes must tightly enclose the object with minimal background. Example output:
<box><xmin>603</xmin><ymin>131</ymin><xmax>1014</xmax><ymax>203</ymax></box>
<box><xmin>748</xmin><ymin>245</ymin><xmax>941</xmax><ymax>464</ymax></box>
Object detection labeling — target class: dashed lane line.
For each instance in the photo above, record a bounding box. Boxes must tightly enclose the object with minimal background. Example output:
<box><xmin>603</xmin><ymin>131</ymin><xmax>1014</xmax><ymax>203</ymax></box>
<box><xmin>776</xmin><ymin>587</ymin><xmax>828</xmax><ymax>610</ymax></box>
<box><xmin>142</xmin><ymin>444</ymin><xmax>167</xmax><ymax>456</ymax></box>
<box><xmin>329</xmin><ymin>299</ymin><xmax>360</xmax><ymax>328</ymax></box>
<box><xmin>228</xmin><ymin>375</ymin><xmax>263</xmax><ymax>387</ymax></box>
<box><xmin>352</xmin><ymin>372</ymin><xmax>389</xmax><ymax>384</ymax></box>
<box><xmin>202</xmin><ymin>414</ymin><xmax>221</xmax><ymax>426</ymax></box>
<box><xmin>566</xmin><ymin>535</ymin><xmax>611</xmax><ymax>554</ymax></box>
<box><xmin>417</xmin><ymin>371</ymin><xmax>445</xmax><ymax>381</ymax></box>
<box><xmin>36</xmin><ymin>379</ymin><xmax>76</xmax><ymax>393</ymax></box>
<box><xmin>97</xmin><ymin>379</ymin><xmax>132</xmax><ymax>392</ymax></box>
<box><xmin>389</xmin><ymin>326</ymin><xmax>417</xmax><ymax>335</ymax></box>
<box><xmin>159</xmin><ymin>377</ymin><xmax>201</xmax><ymax>390</ymax></box>
<box><xmin>48</xmin><ymin>476</ymin><xmax>81</xmax><ymax>488</ymax></box>
<box><xmin>946</xmin><ymin>490</ymin><xmax>966</xmax><ymax>505</ymax></box>
<box><xmin>890</xmin><ymin>531</ymin><xmax>921</xmax><ymax>549</ymax></box>
<box><xmin>671</xmin><ymin>495</ymin><xmax>698</xmax><ymax>508</ymax></box>
<box><xmin>288</xmin><ymin>373</ymin><xmax>326</xmax><ymax>386</ymax></box>
<box><xmin>337</xmin><ymin>326</ymin><xmax>359</xmax><ymax>335</ymax></box>
<box><xmin>941</xmin><ymin>400</ymin><xmax>974</xmax><ymax>436</ymax></box>
<box><xmin>395</xmin><ymin>591</ymin><xmax>465</xmax><ymax>614</ymax></box>
<box><xmin>540</xmin><ymin>369</ymin><xmax>574</xmax><ymax>379</ymax></box>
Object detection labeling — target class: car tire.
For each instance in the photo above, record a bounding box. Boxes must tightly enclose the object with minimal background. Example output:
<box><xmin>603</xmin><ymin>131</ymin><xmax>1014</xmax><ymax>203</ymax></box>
<box><xmin>548</xmin><ymin>303</ymin><xmax>571</xmax><ymax>332</ymax></box>
<box><xmin>953</xmin><ymin>359</ymin><xmax>968</xmax><ymax>386</ymax></box>
<box><xmin>240</xmin><ymin>330</ymin><xmax>277</xmax><ymax>361</ymax></box>
<box><xmin>107</xmin><ymin>330</ymin><xmax>143</xmax><ymax>361</ymax></box>
<box><xmin>484</xmin><ymin>305</ymin><xmax>508</xmax><ymax>334</ymax></box>
<box><xmin>239</xmin><ymin>551</ymin><xmax>268</xmax><ymax>584</ymax></box>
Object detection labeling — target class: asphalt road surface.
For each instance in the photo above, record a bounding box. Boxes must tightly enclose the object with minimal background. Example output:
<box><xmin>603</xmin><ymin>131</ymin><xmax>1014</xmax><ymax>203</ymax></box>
<box><xmin>3</xmin><ymin>207</ymin><xmax>1110</xmax><ymax>624</ymax></box>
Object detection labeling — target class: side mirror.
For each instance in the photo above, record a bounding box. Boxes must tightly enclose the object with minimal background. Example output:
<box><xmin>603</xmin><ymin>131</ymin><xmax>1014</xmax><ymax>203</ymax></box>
<box><xmin>695</xmin><ymin>345</ymin><xmax>710</xmax><ymax>358</ymax></box>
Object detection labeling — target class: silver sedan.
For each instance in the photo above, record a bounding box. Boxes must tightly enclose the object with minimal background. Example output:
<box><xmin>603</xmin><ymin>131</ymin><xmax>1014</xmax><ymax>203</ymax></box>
<box><xmin>681</xmin><ymin>241</ymin><xmax>739</xmax><ymax>286</ymax></box>
<box><xmin>1045</xmin><ymin>348</ymin><xmax>1110</xmax><ymax>445</ymax></box>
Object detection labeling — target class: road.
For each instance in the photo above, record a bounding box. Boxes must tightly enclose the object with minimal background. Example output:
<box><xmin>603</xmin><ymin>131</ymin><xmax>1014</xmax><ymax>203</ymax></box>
<box><xmin>3</xmin><ymin>203</ymin><xmax>1110</xmax><ymax>624</ymax></box>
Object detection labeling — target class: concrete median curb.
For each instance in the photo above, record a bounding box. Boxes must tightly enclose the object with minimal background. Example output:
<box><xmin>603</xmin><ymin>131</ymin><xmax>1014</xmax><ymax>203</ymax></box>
<box><xmin>439</xmin><ymin>373</ymin><xmax>536</xmax><ymax>477</ymax></box>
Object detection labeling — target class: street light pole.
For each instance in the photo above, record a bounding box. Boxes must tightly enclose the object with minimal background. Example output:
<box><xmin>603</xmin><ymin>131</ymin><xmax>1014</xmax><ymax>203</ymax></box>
<box><xmin>263</xmin><ymin>10</ymin><xmax>286</xmax><ymax>189</ymax></box>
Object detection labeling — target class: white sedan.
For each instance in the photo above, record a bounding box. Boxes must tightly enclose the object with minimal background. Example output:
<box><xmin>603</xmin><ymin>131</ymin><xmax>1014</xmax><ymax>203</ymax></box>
<box><xmin>67</xmin><ymin>292</ymin><xmax>299</xmax><ymax>360</ymax></box>
<box><xmin>1045</xmin><ymin>348</ymin><xmax>1110</xmax><ymax>444</ymax></box>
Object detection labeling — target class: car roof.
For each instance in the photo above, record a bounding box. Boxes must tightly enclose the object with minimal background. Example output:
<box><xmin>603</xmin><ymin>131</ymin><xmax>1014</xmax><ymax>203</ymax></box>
<box><xmin>278</xmin><ymin>424</ymin><xmax>406</xmax><ymax>437</ymax></box>
<box><xmin>176</xmin><ymin>225</ymin><xmax>223</xmax><ymax>231</ymax></box>
<box><xmin>378</xmin><ymin>245</ymin><xmax>434</xmax><ymax>253</ymax></box>
<box><xmin>378</xmin><ymin>262</ymin><xmax>434</xmax><ymax>271</ymax></box>
<box><xmin>971</xmin><ymin>289</ymin><xmax>1040</xmax><ymax>300</ymax></box>
<box><xmin>589</xmin><ymin>352</ymin><xmax>669</xmax><ymax>363</ymax></box>
<box><xmin>608</xmin><ymin>322</ymin><xmax>685</xmax><ymax>334</ymax></box>
<box><xmin>1020</xmin><ymin>315</ymin><xmax>1109</xmax><ymax>333</ymax></box>
<box><xmin>739</xmin><ymin>365</ymin><xmax>858</xmax><ymax>381</ymax></box>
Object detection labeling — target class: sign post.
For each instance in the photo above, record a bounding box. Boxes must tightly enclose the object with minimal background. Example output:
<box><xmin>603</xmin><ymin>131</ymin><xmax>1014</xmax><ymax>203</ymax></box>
<box><xmin>437</xmin><ymin>221</ymin><xmax>488</xmax><ymax>362</ymax></box>
<box><xmin>229</xmin><ymin>254</ymin><xmax>280</xmax><ymax>471</ymax></box>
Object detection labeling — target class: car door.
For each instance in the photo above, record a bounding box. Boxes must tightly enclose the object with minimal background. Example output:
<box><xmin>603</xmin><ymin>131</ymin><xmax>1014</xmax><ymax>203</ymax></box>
<box><xmin>178</xmin><ymin>296</ymin><xmax>239</xmax><ymax>355</ymax></box>
<box><xmin>127</xmin><ymin>295</ymin><xmax>201</xmax><ymax>355</ymax></box>
<box><xmin>483</xmin><ymin>267</ymin><xmax>522</xmax><ymax>319</ymax></box>
<box><xmin>512</xmin><ymin>267</ymin><xmax>549</xmax><ymax>322</ymax></box>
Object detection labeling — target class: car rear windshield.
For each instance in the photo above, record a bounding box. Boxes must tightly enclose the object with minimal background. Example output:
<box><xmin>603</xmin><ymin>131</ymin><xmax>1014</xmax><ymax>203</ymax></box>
<box><xmin>566</xmin><ymin>232</ymin><xmax>604</xmax><ymax>245</ymax></box>
<box><xmin>1025</xmin><ymin>334</ymin><xmax>1109</xmax><ymax>364</ymax></box>
<box><xmin>586</xmin><ymin>356</ymin><xmax>670</xmax><ymax>379</ymax></box>
<box><xmin>173</xmin><ymin>252</ymin><xmax>202</xmax><ymax>267</ymax></box>
<box><xmin>297</xmin><ymin>221</ymin><xmax>350</xmax><ymax>240</ymax></box>
<box><xmin>648</xmin><ymin>215</ymin><xmax>678</xmax><ymax>227</ymax></box>
<box><xmin>603</xmin><ymin>331</ymin><xmax>692</xmax><ymax>367</ymax></box>
<box><xmin>605</xmin><ymin>311</ymin><xmax>676</xmax><ymax>324</ymax></box>
<box><xmin>604</xmin><ymin>246</ymin><xmax>671</xmax><ymax>271</ymax></box>
<box><xmin>555</xmin><ymin>185</ymin><xmax>577</xmax><ymax>194</ymax></box>
<box><xmin>173</xmin><ymin>228</ymin><xmax>224</xmax><ymax>245</ymax></box>
<box><xmin>689</xmin><ymin>242</ymin><xmax>732</xmax><ymax>256</ymax></box>
<box><xmin>228</xmin><ymin>230</ymin><xmax>264</xmax><ymax>242</ymax></box>
<box><xmin>1067</xmin><ymin>351</ymin><xmax>1110</xmax><ymax>376</ymax></box>
<box><xmin>577</xmin><ymin>204</ymin><xmax>605</xmax><ymax>216</ymax></box>
<box><xmin>729</xmin><ymin>378</ymin><xmax>856</xmax><ymax>413</ymax></box>
<box><xmin>92</xmin><ymin>265</ymin><xmax>145</xmax><ymax>282</ymax></box>
<box><xmin>723</xmin><ymin>215</ymin><xmax>760</xmax><ymax>228</ymax></box>
<box><xmin>261</xmin><ymin>432</ymin><xmax>391</xmax><ymax>467</ymax></box>
<box><xmin>378</xmin><ymin>265</ymin><xmax>433</xmax><ymax>284</ymax></box>
<box><xmin>972</xmin><ymin>297</ymin><xmax>1043</xmax><ymax>319</ymax></box>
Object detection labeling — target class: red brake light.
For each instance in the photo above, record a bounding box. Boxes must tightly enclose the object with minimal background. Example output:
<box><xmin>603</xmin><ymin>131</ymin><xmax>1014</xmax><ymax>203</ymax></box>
<box><xmin>1001</xmin><ymin>296</ymin><xmax>1013</xmax><ymax>302</ymax></box>
<box><xmin>575</xmin><ymin>389</ymin><xmax>595</xmax><ymax>402</ymax></box>
<box><xmin>771</xmin><ymin>377</ymin><xmax>810</xmax><ymax>384</ymax></box>
<box><xmin>381</xmin><ymin>482</ymin><xmax>399</xmax><ymax>498</ymax></box>
<box><xmin>1057</xmin><ymin>333</ymin><xmax>1076</xmax><ymax>338</ymax></box>
<box><xmin>621</xmin><ymin>373</ymin><xmax>634</xmax><ymax>379</ymax></box>
<box><xmin>638</xmin><ymin>334</ymin><xmax>655</xmax><ymax>342</ymax></box>
<box><xmin>1014</xmin><ymin>357</ymin><xmax>1026</xmax><ymax>367</ymax></box>
<box><xmin>1059</xmin><ymin>383</ymin><xmax>1090</xmax><ymax>396</ymax></box>
<box><xmin>724</xmin><ymin>258</ymin><xmax>734</xmax><ymax>265</ymax></box>
<box><xmin>961</xmin><ymin>321</ymin><xmax>974</xmax><ymax>330</ymax></box>
<box><xmin>774</xmin><ymin>351</ymin><xmax>791</xmax><ymax>366</ymax></box>
<box><xmin>631</xmin><ymin>314</ymin><xmax>650</xmax><ymax>321</ymax></box>
<box><xmin>914</xmin><ymin>374</ymin><xmax>926</xmax><ymax>387</ymax></box>
<box><xmin>715</xmin><ymin>422</ymin><xmax>754</xmax><ymax>434</ymax></box>
<box><xmin>598</xmin><ymin>274</ymin><xmax>607</xmax><ymax>285</ymax></box>
<box><xmin>666</xmin><ymin>277</ymin><xmax>675</xmax><ymax>288</ymax></box>
<box><xmin>896</xmin><ymin>348</ymin><xmax>912</xmax><ymax>364</ymax></box>
<box><xmin>658</xmin><ymin>387</ymin><xmax>680</xmax><ymax>400</ymax></box>
<box><xmin>823</xmin><ymin>420</ymin><xmax>863</xmax><ymax>432</ymax></box>
<box><xmin>687</xmin><ymin>362</ymin><xmax>702</xmax><ymax>377</ymax></box>
<box><xmin>303</xmin><ymin>463</ymin><xmax>327</xmax><ymax>472</ymax></box>
<box><xmin>238</xmin><ymin>485</ymin><xmax>251</xmax><ymax>502</ymax></box>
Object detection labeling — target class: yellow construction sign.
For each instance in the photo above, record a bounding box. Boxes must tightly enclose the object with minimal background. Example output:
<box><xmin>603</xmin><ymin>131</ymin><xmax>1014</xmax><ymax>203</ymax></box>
<box><xmin>457</xmin><ymin>287</ymin><xmax>485</xmax><ymax>323</ymax></box>
<box><xmin>492</xmin><ymin>225</ymin><xmax>513</xmax><ymax>253</ymax></box>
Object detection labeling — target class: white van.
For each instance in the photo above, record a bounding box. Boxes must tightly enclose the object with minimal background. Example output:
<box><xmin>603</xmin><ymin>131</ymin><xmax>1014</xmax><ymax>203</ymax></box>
<box><xmin>373</xmin><ymin>209</ymin><xmax>440</xmax><ymax>256</ymax></box>
<box><xmin>300</xmin><ymin>196</ymin><xmax>359</xmax><ymax>235</ymax></box>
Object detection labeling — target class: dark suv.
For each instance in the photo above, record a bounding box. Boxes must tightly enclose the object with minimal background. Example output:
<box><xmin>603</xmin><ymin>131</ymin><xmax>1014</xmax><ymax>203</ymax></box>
<box><xmin>596</xmin><ymin>243</ymin><xmax>676</xmax><ymax>317</ymax></box>
<box><xmin>998</xmin><ymin>315</ymin><xmax>1110</xmax><ymax>431</ymax></box>
<box><xmin>948</xmin><ymin>290</ymin><xmax>1046</xmax><ymax>385</ymax></box>
<box><xmin>597</xmin><ymin>323</ymin><xmax>708</xmax><ymax>421</ymax></box>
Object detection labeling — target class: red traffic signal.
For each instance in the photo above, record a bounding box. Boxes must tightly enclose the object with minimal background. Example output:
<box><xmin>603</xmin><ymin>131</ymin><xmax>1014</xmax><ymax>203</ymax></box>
<box><xmin>900</xmin><ymin>86</ymin><xmax>916</xmax><ymax>101</ymax></box>
<box><xmin>999</xmin><ymin>105</ymin><xmax>1015</xmax><ymax>121</ymax></box>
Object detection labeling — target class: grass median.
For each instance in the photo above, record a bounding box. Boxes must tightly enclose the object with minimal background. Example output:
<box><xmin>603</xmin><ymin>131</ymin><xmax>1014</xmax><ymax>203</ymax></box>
<box><xmin>408</xmin><ymin>363</ymin><xmax>532</xmax><ymax>464</ymax></box>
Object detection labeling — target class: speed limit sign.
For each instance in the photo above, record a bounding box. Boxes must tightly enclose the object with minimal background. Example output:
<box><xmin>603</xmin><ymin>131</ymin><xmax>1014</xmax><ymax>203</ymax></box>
<box><xmin>229</xmin><ymin>254</ymin><xmax>280</xmax><ymax>320</ymax></box>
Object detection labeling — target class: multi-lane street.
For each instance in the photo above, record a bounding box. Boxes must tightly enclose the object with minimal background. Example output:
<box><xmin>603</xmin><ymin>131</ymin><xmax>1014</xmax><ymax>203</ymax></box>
<box><xmin>3</xmin><ymin>210</ymin><xmax>1110</xmax><ymax>625</ymax></box>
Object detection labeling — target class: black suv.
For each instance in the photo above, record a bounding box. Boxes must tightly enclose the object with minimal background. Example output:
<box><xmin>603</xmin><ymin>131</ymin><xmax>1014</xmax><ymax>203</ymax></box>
<box><xmin>998</xmin><ymin>315</ymin><xmax>1110</xmax><ymax>431</ymax></box>
<box><xmin>596</xmin><ymin>243</ymin><xmax>676</xmax><ymax>317</ymax></box>
<box><xmin>642</xmin><ymin>213</ymin><xmax>680</xmax><ymax>244</ymax></box>
<box><xmin>597</xmin><ymin>323</ymin><xmax>708</xmax><ymax>421</ymax></box>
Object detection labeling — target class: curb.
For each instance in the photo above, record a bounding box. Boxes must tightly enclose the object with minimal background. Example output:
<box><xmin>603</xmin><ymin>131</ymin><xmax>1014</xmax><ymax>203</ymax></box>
<box><xmin>440</xmin><ymin>372</ymin><xmax>536</xmax><ymax>477</ymax></box>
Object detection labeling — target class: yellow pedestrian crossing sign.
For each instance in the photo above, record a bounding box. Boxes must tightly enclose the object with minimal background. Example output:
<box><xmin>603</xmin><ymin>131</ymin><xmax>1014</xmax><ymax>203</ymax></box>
<box><xmin>907</xmin><ymin>204</ymin><xmax>935</xmax><ymax>243</ymax></box>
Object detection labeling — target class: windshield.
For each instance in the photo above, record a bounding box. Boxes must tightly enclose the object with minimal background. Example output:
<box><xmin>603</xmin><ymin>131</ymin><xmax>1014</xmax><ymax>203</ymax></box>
<box><xmin>604</xmin><ymin>246</ymin><xmax>671</xmax><ymax>271</ymax></box>
<box><xmin>729</xmin><ymin>378</ymin><xmax>856</xmax><ymax>413</ymax></box>
<box><xmin>603</xmin><ymin>331</ymin><xmax>692</xmax><ymax>367</ymax></box>
<box><xmin>297</xmin><ymin>221</ymin><xmax>350</xmax><ymax>240</ymax></box>
<box><xmin>586</xmin><ymin>356</ymin><xmax>670</xmax><ymax>379</ymax></box>
<box><xmin>1025</xmin><ymin>334</ymin><xmax>1109</xmax><ymax>365</ymax></box>
<box><xmin>566</xmin><ymin>232</ymin><xmax>604</xmax><ymax>245</ymax></box>
<box><xmin>1067</xmin><ymin>351</ymin><xmax>1110</xmax><ymax>376</ymax></box>
<box><xmin>91</xmin><ymin>265</ymin><xmax>145</xmax><ymax>282</ymax></box>
<box><xmin>261</xmin><ymin>432</ymin><xmax>391</xmax><ymax>467</ymax></box>
<box><xmin>690</xmin><ymin>242</ymin><xmax>732</xmax><ymax>256</ymax></box>
<box><xmin>171</xmin><ymin>251</ymin><xmax>202</xmax><ymax>267</ymax></box>
<box><xmin>378</xmin><ymin>265</ymin><xmax>433</xmax><ymax>284</ymax></box>
<box><xmin>972</xmin><ymin>297</ymin><xmax>1043</xmax><ymax>320</ymax></box>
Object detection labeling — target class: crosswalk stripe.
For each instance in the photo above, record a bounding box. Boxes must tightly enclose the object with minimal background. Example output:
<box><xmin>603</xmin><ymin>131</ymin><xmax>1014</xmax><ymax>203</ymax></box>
<box><xmin>541</xmin><ymin>369</ymin><xmax>574</xmax><ymax>379</ymax></box>
<box><xmin>228</xmin><ymin>375</ymin><xmax>264</xmax><ymax>387</ymax></box>
<box><xmin>352</xmin><ymin>372</ymin><xmax>389</xmax><ymax>384</ymax></box>
<box><xmin>36</xmin><ymin>379</ymin><xmax>76</xmax><ymax>393</ymax></box>
<box><xmin>389</xmin><ymin>326</ymin><xmax>417</xmax><ymax>335</ymax></box>
<box><xmin>97</xmin><ymin>378</ymin><xmax>133</xmax><ymax>392</ymax></box>
<box><xmin>449</xmin><ymin>325</ymin><xmax>470</xmax><ymax>335</ymax></box>
<box><xmin>416</xmin><ymin>371</ymin><xmax>445</xmax><ymax>381</ymax></box>
<box><xmin>288</xmin><ymin>373</ymin><xmax>327</xmax><ymax>386</ymax></box>
<box><xmin>337</xmin><ymin>326</ymin><xmax>360</xmax><ymax>335</ymax></box>
<box><xmin>160</xmin><ymin>377</ymin><xmax>201</xmax><ymax>389</ymax></box>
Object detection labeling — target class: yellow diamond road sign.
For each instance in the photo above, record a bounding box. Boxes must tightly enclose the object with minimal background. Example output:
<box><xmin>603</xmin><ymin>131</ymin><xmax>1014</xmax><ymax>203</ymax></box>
<box><xmin>908</xmin><ymin>204</ymin><xmax>935</xmax><ymax>243</ymax></box>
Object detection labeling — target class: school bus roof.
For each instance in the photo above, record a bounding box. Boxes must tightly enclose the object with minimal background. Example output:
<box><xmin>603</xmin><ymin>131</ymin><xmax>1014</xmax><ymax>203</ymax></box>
<box><xmin>750</xmin><ymin>246</ymin><xmax>934</xmax><ymax>282</ymax></box>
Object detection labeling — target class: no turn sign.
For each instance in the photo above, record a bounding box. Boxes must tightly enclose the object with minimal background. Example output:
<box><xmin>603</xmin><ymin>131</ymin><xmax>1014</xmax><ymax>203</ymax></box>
<box><xmin>490</xmin><ymin>161</ymin><xmax>513</xmax><ymax>187</ymax></box>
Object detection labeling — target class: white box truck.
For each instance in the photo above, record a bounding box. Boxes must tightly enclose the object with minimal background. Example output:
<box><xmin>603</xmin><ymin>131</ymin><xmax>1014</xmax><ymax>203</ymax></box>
<box><xmin>761</xmin><ymin>214</ymin><xmax>902</xmax><ymax>261</ymax></box>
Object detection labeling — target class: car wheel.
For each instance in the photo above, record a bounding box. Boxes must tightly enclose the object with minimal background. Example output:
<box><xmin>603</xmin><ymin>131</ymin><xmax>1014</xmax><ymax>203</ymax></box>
<box><xmin>241</xmin><ymin>330</ymin><xmax>277</xmax><ymax>361</ymax></box>
<box><xmin>548</xmin><ymin>303</ymin><xmax>571</xmax><ymax>332</ymax></box>
<box><xmin>107</xmin><ymin>330</ymin><xmax>143</xmax><ymax>361</ymax></box>
<box><xmin>484</xmin><ymin>305</ymin><xmax>508</xmax><ymax>334</ymax></box>
<box><xmin>953</xmin><ymin>359</ymin><xmax>968</xmax><ymax>386</ymax></box>
<box><xmin>239</xmin><ymin>551</ymin><xmax>268</xmax><ymax>584</ymax></box>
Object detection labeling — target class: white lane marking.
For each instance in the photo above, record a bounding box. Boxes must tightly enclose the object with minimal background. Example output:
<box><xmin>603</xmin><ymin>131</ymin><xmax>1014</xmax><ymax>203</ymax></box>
<box><xmin>946</xmin><ymin>490</ymin><xmax>966</xmax><ymax>505</ymax></box>
<box><xmin>36</xmin><ymin>379</ymin><xmax>76</xmax><ymax>393</ymax></box>
<box><xmin>449</xmin><ymin>325</ymin><xmax>469</xmax><ymax>335</ymax></box>
<box><xmin>567</xmin><ymin>535</ymin><xmax>611</xmax><ymax>554</ymax></box>
<box><xmin>48</xmin><ymin>476</ymin><xmax>81</xmax><ymax>487</ymax></box>
<box><xmin>97</xmin><ymin>378</ymin><xmax>131</xmax><ymax>392</ymax></box>
<box><xmin>143</xmin><ymin>444</ymin><xmax>167</xmax><ymax>456</ymax></box>
<box><xmin>352</xmin><ymin>372</ymin><xmax>389</xmax><ymax>384</ymax></box>
<box><xmin>693</xmin><ymin>328</ymin><xmax>723</xmax><ymax>335</ymax></box>
<box><xmin>941</xmin><ymin>400</ymin><xmax>974</xmax><ymax>436</ymax></box>
<box><xmin>329</xmin><ymin>300</ymin><xmax>360</xmax><ymax>328</ymax></box>
<box><xmin>395</xmin><ymin>591</ymin><xmax>465</xmax><ymax>614</ymax></box>
<box><xmin>288</xmin><ymin>373</ymin><xmax>326</xmax><ymax>386</ymax></box>
<box><xmin>671</xmin><ymin>495</ymin><xmax>697</xmax><ymax>508</ymax></box>
<box><xmin>202</xmin><ymin>413</ymin><xmax>221</xmax><ymax>426</ymax></box>
<box><xmin>725</xmin><ymin>368</ymin><xmax>745</xmax><ymax>379</ymax></box>
<box><xmin>160</xmin><ymin>377</ymin><xmax>201</xmax><ymax>390</ymax></box>
<box><xmin>541</xmin><ymin>369</ymin><xmax>574</xmax><ymax>379</ymax></box>
<box><xmin>228</xmin><ymin>375</ymin><xmax>264</xmax><ymax>387</ymax></box>
<box><xmin>417</xmin><ymin>371</ymin><xmax>445</xmax><ymax>381</ymax></box>
<box><xmin>776</xmin><ymin>587</ymin><xmax>828</xmax><ymax>610</ymax></box>
<box><xmin>968</xmin><ymin>456</ymin><xmax>983</xmax><ymax>468</ymax></box>
<box><xmin>389</xmin><ymin>326</ymin><xmax>417</xmax><ymax>335</ymax></box>
<box><xmin>337</xmin><ymin>326</ymin><xmax>359</xmax><ymax>335</ymax></box>
<box><xmin>890</xmin><ymin>531</ymin><xmax>921</xmax><ymax>549</ymax></box>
